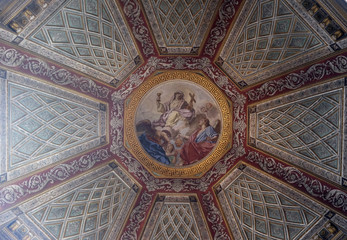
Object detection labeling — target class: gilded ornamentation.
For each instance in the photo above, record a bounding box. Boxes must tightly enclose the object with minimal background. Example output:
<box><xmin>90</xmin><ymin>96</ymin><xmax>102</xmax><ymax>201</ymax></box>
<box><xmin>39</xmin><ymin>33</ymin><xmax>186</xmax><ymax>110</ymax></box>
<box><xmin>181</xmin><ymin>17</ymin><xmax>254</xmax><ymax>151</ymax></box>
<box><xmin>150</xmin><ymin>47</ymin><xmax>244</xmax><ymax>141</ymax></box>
<box><xmin>0</xmin><ymin>46</ymin><xmax>110</xmax><ymax>98</ymax></box>
<box><xmin>247</xmin><ymin>55</ymin><xmax>347</xmax><ymax>101</ymax></box>
<box><xmin>124</xmin><ymin>71</ymin><xmax>232</xmax><ymax>178</ymax></box>
<box><xmin>246</xmin><ymin>151</ymin><xmax>347</xmax><ymax>212</ymax></box>
<box><xmin>0</xmin><ymin>149</ymin><xmax>110</xmax><ymax>206</ymax></box>
<box><xmin>110</xmin><ymin>57</ymin><xmax>246</xmax><ymax>187</ymax></box>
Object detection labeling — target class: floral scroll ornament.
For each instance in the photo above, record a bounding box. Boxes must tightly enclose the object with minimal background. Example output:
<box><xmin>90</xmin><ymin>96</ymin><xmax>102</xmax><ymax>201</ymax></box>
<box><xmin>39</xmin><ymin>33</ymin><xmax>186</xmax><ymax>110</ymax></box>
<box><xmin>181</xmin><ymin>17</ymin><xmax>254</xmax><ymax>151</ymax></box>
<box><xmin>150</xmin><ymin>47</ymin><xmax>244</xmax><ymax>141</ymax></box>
<box><xmin>0</xmin><ymin>149</ymin><xmax>110</xmax><ymax>206</ymax></box>
<box><xmin>202</xmin><ymin>191</ymin><xmax>231</xmax><ymax>239</ymax></box>
<box><xmin>247</xmin><ymin>55</ymin><xmax>347</xmax><ymax>101</ymax></box>
<box><xmin>246</xmin><ymin>151</ymin><xmax>347</xmax><ymax>212</ymax></box>
<box><xmin>0</xmin><ymin>47</ymin><xmax>110</xmax><ymax>98</ymax></box>
<box><xmin>120</xmin><ymin>192</ymin><xmax>153</xmax><ymax>240</ymax></box>
<box><xmin>204</xmin><ymin>0</ymin><xmax>238</xmax><ymax>56</ymax></box>
<box><xmin>121</xmin><ymin>0</ymin><xmax>154</xmax><ymax>57</ymax></box>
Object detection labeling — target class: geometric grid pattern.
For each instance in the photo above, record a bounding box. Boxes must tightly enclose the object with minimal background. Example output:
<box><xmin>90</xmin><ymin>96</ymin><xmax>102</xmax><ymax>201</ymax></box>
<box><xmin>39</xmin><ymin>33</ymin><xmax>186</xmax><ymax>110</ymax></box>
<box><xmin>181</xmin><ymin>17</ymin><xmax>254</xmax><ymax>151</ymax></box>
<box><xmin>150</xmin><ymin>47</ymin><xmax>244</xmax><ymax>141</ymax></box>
<box><xmin>0</xmin><ymin>218</ymin><xmax>40</xmax><ymax>240</ymax></box>
<box><xmin>226</xmin><ymin>0</ymin><xmax>324</xmax><ymax>77</ymax></box>
<box><xmin>225</xmin><ymin>174</ymin><xmax>319</xmax><ymax>240</ymax></box>
<box><xmin>29</xmin><ymin>0</ymin><xmax>132</xmax><ymax>76</ymax></box>
<box><xmin>150</xmin><ymin>203</ymin><xmax>201</xmax><ymax>240</ymax></box>
<box><xmin>257</xmin><ymin>90</ymin><xmax>342</xmax><ymax>174</ymax></box>
<box><xmin>28</xmin><ymin>172</ymin><xmax>131</xmax><ymax>240</ymax></box>
<box><xmin>150</xmin><ymin>0</ymin><xmax>210</xmax><ymax>46</ymax></box>
<box><xmin>9</xmin><ymin>83</ymin><xmax>99</xmax><ymax>169</ymax></box>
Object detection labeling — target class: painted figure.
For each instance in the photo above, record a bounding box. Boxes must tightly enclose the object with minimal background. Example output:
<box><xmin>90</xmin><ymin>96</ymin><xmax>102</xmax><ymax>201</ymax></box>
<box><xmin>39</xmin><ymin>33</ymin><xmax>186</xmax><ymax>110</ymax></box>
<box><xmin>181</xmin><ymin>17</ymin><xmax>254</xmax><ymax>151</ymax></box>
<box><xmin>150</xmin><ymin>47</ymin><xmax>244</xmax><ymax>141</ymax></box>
<box><xmin>136</xmin><ymin>120</ymin><xmax>170</xmax><ymax>165</ymax></box>
<box><xmin>180</xmin><ymin>118</ymin><xmax>218</xmax><ymax>165</ymax></box>
<box><xmin>135</xmin><ymin>84</ymin><xmax>221</xmax><ymax>166</ymax></box>
<box><xmin>154</xmin><ymin>91</ymin><xmax>195</xmax><ymax>128</ymax></box>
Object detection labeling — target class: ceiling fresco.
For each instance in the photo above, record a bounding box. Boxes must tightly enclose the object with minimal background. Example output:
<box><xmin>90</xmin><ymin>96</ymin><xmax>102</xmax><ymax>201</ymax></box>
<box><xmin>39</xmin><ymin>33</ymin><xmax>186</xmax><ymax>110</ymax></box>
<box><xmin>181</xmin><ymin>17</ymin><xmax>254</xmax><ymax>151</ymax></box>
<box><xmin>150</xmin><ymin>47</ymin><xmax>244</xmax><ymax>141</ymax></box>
<box><xmin>124</xmin><ymin>71</ymin><xmax>233</xmax><ymax>178</ymax></box>
<box><xmin>0</xmin><ymin>0</ymin><xmax>346</xmax><ymax>239</ymax></box>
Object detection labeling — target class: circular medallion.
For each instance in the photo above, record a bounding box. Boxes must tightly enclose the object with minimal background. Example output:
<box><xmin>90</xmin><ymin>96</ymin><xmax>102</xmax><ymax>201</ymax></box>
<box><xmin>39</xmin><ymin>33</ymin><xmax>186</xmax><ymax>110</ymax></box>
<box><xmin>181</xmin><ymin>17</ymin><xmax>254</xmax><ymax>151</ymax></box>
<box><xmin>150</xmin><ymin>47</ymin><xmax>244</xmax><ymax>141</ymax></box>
<box><xmin>124</xmin><ymin>71</ymin><xmax>232</xmax><ymax>178</ymax></box>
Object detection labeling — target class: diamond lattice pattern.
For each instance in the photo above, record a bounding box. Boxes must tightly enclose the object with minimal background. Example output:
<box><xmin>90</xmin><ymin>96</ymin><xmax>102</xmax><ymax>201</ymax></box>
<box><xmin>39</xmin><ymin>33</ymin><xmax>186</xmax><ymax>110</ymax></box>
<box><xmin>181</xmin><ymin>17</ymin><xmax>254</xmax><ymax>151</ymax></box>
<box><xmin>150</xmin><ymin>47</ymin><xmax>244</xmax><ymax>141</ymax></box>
<box><xmin>28</xmin><ymin>173</ymin><xmax>131</xmax><ymax>239</ymax></box>
<box><xmin>226</xmin><ymin>0</ymin><xmax>324</xmax><ymax>76</ymax></box>
<box><xmin>151</xmin><ymin>203</ymin><xmax>201</xmax><ymax>240</ymax></box>
<box><xmin>30</xmin><ymin>0</ymin><xmax>131</xmax><ymax>76</ymax></box>
<box><xmin>226</xmin><ymin>174</ymin><xmax>319</xmax><ymax>240</ymax></box>
<box><xmin>152</xmin><ymin>0</ymin><xmax>209</xmax><ymax>46</ymax></box>
<box><xmin>9</xmin><ymin>84</ymin><xmax>99</xmax><ymax>169</ymax></box>
<box><xmin>257</xmin><ymin>90</ymin><xmax>341</xmax><ymax>173</ymax></box>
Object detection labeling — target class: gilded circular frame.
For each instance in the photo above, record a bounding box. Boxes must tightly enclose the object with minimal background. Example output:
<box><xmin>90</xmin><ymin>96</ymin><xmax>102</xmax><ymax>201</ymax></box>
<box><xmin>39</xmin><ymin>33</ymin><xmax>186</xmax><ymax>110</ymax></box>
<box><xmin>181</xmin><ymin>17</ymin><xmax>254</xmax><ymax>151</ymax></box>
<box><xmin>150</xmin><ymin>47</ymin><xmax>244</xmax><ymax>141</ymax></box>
<box><xmin>124</xmin><ymin>71</ymin><xmax>232</xmax><ymax>178</ymax></box>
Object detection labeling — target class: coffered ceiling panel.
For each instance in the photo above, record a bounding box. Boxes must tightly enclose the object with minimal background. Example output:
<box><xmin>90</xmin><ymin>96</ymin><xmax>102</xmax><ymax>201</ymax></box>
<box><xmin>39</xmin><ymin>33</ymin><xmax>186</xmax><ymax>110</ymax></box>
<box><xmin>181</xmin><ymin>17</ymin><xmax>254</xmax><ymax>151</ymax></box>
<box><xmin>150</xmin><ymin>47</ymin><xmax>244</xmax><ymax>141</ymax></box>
<box><xmin>216</xmin><ymin>166</ymin><xmax>345</xmax><ymax>240</ymax></box>
<box><xmin>249</xmin><ymin>78</ymin><xmax>346</xmax><ymax>184</ymax></box>
<box><xmin>27</xmin><ymin>0</ymin><xmax>141</xmax><ymax>82</ymax></box>
<box><xmin>0</xmin><ymin>71</ymin><xmax>107</xmax><ymax>182</ymax></box>
<box><xmin>0</xmin><ymin>0</ymin><xmax>346</xmax><ymax>238</ymax></box>
<box><xmin>0</xmin><ymin>165</ymin><xmax>140</xmax><ymax>240</ymax></box>
<box><xmin>142</xmin><ymin>195</ymin><xmax>211</xmax><ymax>239</ymax></box>
<box><xmin>217</xmin><ymin>0</ymin><xmax>333</xmax><ymax>87</ymax></box>
<box><xmin>142</xmin><ymin>0</ymin><xmax>220</xmax><ymax>55</ymax></box>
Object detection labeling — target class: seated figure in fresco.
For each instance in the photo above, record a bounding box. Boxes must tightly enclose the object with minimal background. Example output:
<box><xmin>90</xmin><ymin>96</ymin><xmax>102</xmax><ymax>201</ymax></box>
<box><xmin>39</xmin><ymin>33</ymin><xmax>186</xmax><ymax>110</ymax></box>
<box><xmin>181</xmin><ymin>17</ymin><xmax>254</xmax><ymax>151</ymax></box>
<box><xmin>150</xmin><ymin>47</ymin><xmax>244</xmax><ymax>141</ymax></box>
<box><xmin>136</xmin><ymin>119</ymin><xmax>171</xmax><ymax>165</ymax></box>
<box><xmin>154</xmin><ymin>91</ymin><xmax>195</xmax><ymax>129</ymax></box>
<box><xmin>180</xmin><ymin>118</ymin><xmax>218</xmax><ymax>165</ymax></box>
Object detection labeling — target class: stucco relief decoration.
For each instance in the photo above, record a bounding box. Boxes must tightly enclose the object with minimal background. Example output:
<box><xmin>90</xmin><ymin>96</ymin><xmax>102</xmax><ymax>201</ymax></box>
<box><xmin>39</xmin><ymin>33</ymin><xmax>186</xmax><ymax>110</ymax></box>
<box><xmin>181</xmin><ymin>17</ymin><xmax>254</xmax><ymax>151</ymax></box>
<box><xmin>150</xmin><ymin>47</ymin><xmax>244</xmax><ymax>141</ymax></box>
<box><xmin>247</xmin><ymin>55</ymin><xmax>347</xmax><ymax>101</ymax></box>
<box><xmin>0</xmin><ymin>46</ymin><xmax>110</xmax><ymax>98</ymax></box>
<box><xmin>124</xmin><ymin>71</ymin><xmax>233</xmax><ymax>178</ymax></box>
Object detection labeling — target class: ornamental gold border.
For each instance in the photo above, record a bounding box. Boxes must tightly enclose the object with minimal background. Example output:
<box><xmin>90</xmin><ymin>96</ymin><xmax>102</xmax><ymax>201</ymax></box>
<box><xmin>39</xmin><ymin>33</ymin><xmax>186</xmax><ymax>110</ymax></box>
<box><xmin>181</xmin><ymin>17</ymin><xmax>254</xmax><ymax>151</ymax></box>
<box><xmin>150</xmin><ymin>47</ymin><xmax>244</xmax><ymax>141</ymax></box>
<box><xmin>124</xmin><ymin>71</ymin><xmax>233</xmax><ymax>178</ymax></box>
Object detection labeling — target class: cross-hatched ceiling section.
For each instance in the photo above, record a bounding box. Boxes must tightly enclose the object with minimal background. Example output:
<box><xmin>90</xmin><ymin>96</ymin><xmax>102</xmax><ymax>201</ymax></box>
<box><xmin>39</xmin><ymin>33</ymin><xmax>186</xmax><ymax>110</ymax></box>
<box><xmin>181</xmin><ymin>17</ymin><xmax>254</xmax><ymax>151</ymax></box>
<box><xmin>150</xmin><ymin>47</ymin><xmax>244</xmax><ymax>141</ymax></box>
<box><xmin>218</xmin><ymin>0</ymin><xmax>329</xmax><ymax>86</ymax></box>
<box><xmin>1</xmin><ymin>74</ymin><xmax>107</xmax><ymax>180</ymax></box>
<box><xmin>27</xmin><ymin>172</ymin><xmax>134</xmax><ymax>240</ymax></box>
<box><xmin>217</xmin><ymin>168</ymin><xmax>326</xmax><ymax>240</ymax></box>
<box><xmin>9</xmin><ymin>84</ymin><xmax>99</xmax><ymax>168</ymax></box>
<box><xmin>142</xmin><ymin>196</ymin><xmax>211</xmax><ymax>239</ymax></box>
<box><xmin>223</xmin><ymin>174</ymin><xmax>320</xmax><ymax>239</ymax></box>
<box><xmin>257</xmin><ymin>91</ymin><xmax>341</xmax><ymax>173</ymax></box>
<box><xmin>142</xmin><ymin>0</ymin><xmax>218</xmax><ymax>54</ymax></box>
<box><xmin>28</xmin><ymin>0</ymin><xmax>138</xmax><ymax>77</ymax></box>
<box><xmin>229</xmin><ymin>0</ymin><xmax>323</xmax><ymax>75</ymax></box>
<box><xmin>249</xmin><ymin>79</ymin><xmax>345</xmax><ymax>184</ymax></box>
